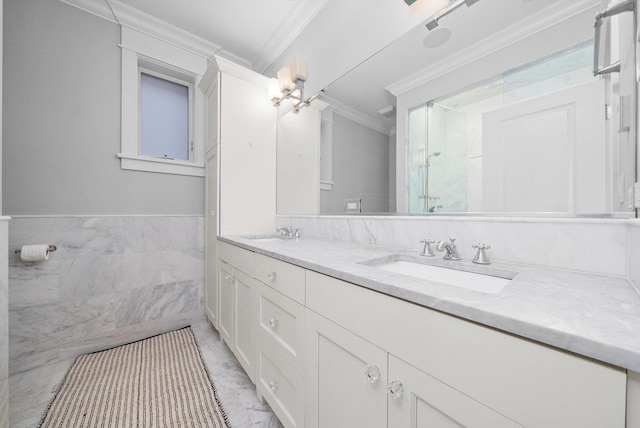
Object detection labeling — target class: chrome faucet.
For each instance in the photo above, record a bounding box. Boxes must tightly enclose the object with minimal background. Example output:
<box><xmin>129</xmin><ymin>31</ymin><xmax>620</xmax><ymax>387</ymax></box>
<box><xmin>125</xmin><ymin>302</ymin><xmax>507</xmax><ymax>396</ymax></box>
<box><xmin>419</xmin><ymin>239</ymin><xmax>435</xmax><ymax>257</ymax></box>
<box><xmin>276</xmin><ymin>226</ymin><xmax>301</xmax><ymax>239</ymax></box>
<box><xmin>436</xmin><ymin>238</ymin><xmax>461</xmax><ymax>260</ymax></box>
<box><xmin>472</xmin><ymin>243</ymin><xmax>491</xmax><ymax>265</ymax></box>
<box><xmin>276</xmin><ymin>226</ymin><xmax>291</xmax><ymax>236</ymax></box>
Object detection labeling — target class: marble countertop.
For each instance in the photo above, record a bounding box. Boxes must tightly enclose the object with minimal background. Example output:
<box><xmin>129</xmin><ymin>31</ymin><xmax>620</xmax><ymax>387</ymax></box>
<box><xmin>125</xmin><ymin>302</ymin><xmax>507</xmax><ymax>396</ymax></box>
<box><xmin>220</xmin><ymin>235</ymin><xmax>640</xmax><ymax>372</ymax></box>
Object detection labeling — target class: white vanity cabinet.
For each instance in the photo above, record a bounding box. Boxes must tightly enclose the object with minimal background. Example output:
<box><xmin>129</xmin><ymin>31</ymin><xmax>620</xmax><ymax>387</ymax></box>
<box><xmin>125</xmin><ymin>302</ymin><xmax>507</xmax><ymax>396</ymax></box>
<box><xmin>254</xmin><ymin>253</ymin><xmax>307</xmax><ymax>428</ymax></box>
<box><xmin>387</xmin><ymin>355</ymin><xmax>520</xmax><ymax>427</ymax></box>
<box><xmin>218</xmin><ymin>241</ymin><xmax>257</xmax><ymax>382</ymax></box>
<box><xmin>305</xmin><ymin>270</ymin><xmax>627</xmax><ymax>428</ymax></box>
<box><xmin>217</xmin><ymin>260</ymin><xmax>234</xmax><ymax>347</ymax></box>
<box><xmin>215</xmin><ymin>243</ymin><xmax>630</xmax><ymax>427</ymax></box>
<box><xmin>305</xmin><ymin>303</ymin><xmax>518</xmax><ymax>428</ymax></box>
<box><xmin>198</xmin><ymin>55</ymin><xmax>276</xmax><ymax>332</ymax></box>
<box><xmin>305</xmin><ymin>310</ymin><xmax>387</xmax><ymax>428</ymax></box>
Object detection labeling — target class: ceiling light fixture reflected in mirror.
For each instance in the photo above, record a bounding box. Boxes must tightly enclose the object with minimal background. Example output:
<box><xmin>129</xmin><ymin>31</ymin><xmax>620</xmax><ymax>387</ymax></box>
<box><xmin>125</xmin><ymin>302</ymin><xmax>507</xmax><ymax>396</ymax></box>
<box><xmin>423</xmin><ymin>27</ymin><xmax>452</xmax><ymax>48</ymax></box>
<box><xmin>425</xmin><ymin>0</ymin><xmax>480</xmax><ymax>31</ymax></box>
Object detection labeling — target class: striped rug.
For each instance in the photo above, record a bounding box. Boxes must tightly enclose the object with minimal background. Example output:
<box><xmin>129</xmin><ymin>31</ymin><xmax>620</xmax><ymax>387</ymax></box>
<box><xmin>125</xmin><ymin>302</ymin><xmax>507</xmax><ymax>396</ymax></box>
<box><xmin>38</xmin><ymin>327</ymin><xmax>231</xmax><ymax>427</ymax></box>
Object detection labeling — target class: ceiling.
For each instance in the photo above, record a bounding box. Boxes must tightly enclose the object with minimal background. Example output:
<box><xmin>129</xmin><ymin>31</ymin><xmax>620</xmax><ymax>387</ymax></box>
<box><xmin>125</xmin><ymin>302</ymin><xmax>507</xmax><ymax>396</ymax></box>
<box><xmin>322</xmin><ymin>0</ymin><xmax>594</xmax><ymax>134</ymax></box>
<box><xmin>112</xmin><ymin>0</ymin><xmax>597</xmax><ymax>134</ymax></box>
<box><xmin>116</xmin><ymin>0</ymin><xmax>325</xmax><ymax>71</ymax></box>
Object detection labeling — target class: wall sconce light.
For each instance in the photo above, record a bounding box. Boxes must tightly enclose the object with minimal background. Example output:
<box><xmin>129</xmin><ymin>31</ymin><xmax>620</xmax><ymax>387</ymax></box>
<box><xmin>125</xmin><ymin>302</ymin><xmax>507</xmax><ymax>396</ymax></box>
<box><xmin>269</xmin><ymin>55</ymin><xmax>311</xmax><ymax>113</ymax></box>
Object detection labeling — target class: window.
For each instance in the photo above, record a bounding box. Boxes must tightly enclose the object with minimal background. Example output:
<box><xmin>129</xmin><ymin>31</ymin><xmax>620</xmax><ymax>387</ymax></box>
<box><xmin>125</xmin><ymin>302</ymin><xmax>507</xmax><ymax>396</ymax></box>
<box><xmin>118</xmin><ymin>27</ymin><xmax>206</xmax><ymax>176</ymax></box>
<box><xmin>139</xmin><ymin>70</ymin><xmax>191</xmax><ymax>161</ymax></box>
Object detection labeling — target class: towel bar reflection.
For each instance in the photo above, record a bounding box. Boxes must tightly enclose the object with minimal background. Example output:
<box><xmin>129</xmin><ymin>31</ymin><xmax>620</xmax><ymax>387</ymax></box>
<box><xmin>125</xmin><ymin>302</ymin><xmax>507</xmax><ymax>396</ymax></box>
<box><xmin>14</xmin><ymin>245</ymin><xmax>57</xmax><ymax>254</ymax></box>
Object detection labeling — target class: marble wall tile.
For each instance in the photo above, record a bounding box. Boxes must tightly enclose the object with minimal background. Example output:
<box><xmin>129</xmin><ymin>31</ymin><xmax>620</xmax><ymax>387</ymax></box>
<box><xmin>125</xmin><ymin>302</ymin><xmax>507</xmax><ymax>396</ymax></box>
<box><xmin>277</xmin><ymin>215</ymin><xmax>630</xmax><ymax>276</ymax></box>
<box><xmin>115</xmin><ymin>279</ymin><xmax>203</xmax><ymax>328</ymax></box>
<box><xmin>466</xmin><ymin>218</ymin><xmax>628</xmax><ymax>275</ymax></box>
<box><xmin>9</xmin><ymin>260</ymin><xmax>59</xmax><ymax>308</ymax></box>
<box><xmin>114</xmin><ymin>216</ymin><xmax>204</xmax><ymax>254</ymax></box>
<box><xmin>8</xmin><ymin>215</ymin><xmax>205</xmax><ymax>377</ymax></box>
<box><xmin>1</xmin><ymin>219</ymin><xmax>9</xmax><ymax>428</ymax></box>
<box><xmin>9</xmin><ymin>217</ymin><xmax>117</xmax><ymax>260</ymax></box>
<box><xmin>629</xmin><ymin>220</ymin><xmax>640</xmax><ymax>294</ymax></box>
<box><xmin>59</xmin><ymin>252</ymin><xmax>163</xmax><ymax>299</ymax></box>
<box><xmin>159</xmin><ymin>249</ymin><xmax>205</xmax><ymax>284</ymax></box>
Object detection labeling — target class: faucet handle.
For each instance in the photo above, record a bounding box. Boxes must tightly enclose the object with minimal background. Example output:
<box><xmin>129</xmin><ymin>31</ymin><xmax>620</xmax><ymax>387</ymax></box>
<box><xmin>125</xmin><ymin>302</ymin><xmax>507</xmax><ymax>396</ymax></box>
<box><xmin>419</xmin><ymin>239</ymin><xmax>435</xmax><ymax>257</ymax></box>
<box><xmin>472</xmin><ymin>243</ymin><xmax>491</xmax><ymax>265</ymax></box>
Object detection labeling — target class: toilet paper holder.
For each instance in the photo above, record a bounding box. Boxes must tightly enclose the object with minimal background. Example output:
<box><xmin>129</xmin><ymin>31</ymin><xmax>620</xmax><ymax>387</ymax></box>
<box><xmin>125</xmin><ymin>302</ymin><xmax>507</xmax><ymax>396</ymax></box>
<box><xmin>14</xmin><ymin>245</ymin><xmax>57</xmax><ymax>254</ymax></box>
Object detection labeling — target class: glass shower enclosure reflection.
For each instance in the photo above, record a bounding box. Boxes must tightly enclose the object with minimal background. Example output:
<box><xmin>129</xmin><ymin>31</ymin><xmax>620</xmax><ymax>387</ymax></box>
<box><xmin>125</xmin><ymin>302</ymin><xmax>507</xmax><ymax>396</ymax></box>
<box><xmin>407</xmin><ymin>103</ymin><xmax>468</xmax><ymax>213</ymax></box>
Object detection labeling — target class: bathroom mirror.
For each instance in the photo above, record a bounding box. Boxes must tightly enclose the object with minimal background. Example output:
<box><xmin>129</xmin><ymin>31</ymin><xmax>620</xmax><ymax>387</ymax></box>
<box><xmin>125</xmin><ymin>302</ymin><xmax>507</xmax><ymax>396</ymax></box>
<box><xmin>276</xmin><ymin>0</ymin><xmax>638</xmax><ymax>217</ymax></box>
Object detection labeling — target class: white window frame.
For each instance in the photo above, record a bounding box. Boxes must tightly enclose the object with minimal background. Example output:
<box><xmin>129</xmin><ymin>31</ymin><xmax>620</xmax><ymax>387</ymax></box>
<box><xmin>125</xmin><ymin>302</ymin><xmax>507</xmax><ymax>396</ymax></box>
<box><xmin>118</xmin><ymin>27</ymin><xmax>206</xmax><ymax>177</ymax></box>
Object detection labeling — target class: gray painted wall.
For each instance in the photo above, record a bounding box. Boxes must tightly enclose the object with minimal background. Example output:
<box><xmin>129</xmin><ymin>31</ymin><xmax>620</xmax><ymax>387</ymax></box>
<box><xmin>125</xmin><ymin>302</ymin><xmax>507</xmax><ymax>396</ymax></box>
<box><xmin>3</xmin><ymin>0</ymin><xmax>204</xmax><ymax>216</ymax></box>
<box><xmin>320</xmin><ymin>113</ymin><xmax>389</xmax><ymax>213</ymax></box>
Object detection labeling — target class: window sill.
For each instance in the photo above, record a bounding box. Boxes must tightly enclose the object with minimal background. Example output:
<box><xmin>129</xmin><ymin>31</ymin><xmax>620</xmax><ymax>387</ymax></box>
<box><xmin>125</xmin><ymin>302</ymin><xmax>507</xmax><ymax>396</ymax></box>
<box><xmin>117</xmin><ymin>153</ymin><xmax>205</xmax><ymax>177</ymax></box>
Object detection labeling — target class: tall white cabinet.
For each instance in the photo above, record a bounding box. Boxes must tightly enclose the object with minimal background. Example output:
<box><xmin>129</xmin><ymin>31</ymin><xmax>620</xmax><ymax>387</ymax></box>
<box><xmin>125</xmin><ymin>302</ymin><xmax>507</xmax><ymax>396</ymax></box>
<box><xmin>198</xmin><ymin>56</ymin><xmax>276</xmax><ymax>330</ymax></box>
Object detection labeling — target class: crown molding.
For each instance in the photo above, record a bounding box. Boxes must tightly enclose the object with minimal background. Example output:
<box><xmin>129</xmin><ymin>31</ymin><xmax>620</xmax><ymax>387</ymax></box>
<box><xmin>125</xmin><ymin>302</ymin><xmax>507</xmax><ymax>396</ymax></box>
<box><xmin>321</xmin><ymin>95</ymin><xmax>393</xmax><ymax>136</ymax></box>
<box><xmin>254</xmin><ymin>0</ymin><xmax>329</xmax><ymax>73</ymax></box>
<box><xmin>216</xmin><ymin>56</ymin><xmax>271</xmax><ymax>87</ymax></box>
<box><xmin>386</xmin><ymin>0</ymin><xmax>599</xmax><ymax>96</ymax></box>
<box><xmin>59</xmin><ymin>0</ymin><xmax>224</xmax><ymax>61</ymax></box>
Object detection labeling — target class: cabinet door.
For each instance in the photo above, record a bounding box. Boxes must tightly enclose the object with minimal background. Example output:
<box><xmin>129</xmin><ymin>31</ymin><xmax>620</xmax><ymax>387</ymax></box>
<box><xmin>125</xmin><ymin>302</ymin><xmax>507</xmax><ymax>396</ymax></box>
<box><xmin>218</xmin><ymin>261</ymin><xmax>234</xmax><ymax>348</ymax></box>
<box><xmin>388</xmin><ymin>355</ymin><xmax>521</xmax><ymax>428</ymax></box>
<box><xmin>233</xmin><ymin>269</ymin><xmax>256</xmax><ymax>382</ymax></box>
<box><xmin>305</xmin><ymin>310</ymin><xmax>387</xmax><ymax>428</ymax></box>
<box><xmin>205</xmin><ymin>149</ymin><xmax>218</xmax><ymax>327</ymax></box>
<box><xmin>219</xmin><ymin>72</ymin><xmax>276</xmax><ymax>235</ymax></box>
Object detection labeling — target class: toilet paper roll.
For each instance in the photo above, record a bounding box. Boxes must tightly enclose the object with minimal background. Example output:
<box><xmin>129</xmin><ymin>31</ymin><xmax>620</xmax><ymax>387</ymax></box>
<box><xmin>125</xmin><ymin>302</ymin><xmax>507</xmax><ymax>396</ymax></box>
<box><xmin>20</xmin><ymin>244</ymin><xmax>50</xmax><ymax>262</ymax></box>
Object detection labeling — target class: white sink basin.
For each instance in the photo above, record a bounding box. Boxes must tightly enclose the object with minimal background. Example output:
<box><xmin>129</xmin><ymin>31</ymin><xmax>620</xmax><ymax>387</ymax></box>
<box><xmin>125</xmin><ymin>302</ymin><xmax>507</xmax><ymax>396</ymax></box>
<box><xmin>364</xmin><ymin>257</ymin><xmax>515</xmax><ymax>294</ymax></box>
<box><xmin>246</xmin><ymin>235</ymin><xmax>292</xmax><ymax>242</ymax></box>
<box><xmin>246</xmin><ymin>235</ymin><xmax>283</xmax><ymax>242</ymax></box>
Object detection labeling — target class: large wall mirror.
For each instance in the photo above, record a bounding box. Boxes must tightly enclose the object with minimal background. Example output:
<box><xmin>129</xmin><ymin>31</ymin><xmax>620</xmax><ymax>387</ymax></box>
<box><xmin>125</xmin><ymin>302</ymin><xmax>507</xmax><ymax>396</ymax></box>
<box><xmin>276</xmin><ymin>0</ymin><xmax>638</xmax><ymax>217</ymax></box>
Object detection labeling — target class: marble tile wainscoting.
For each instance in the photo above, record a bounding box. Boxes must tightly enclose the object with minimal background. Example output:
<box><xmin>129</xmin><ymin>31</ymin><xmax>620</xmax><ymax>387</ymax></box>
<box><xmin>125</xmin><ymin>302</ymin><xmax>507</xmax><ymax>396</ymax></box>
<box><xmin>1</xmin><ymin>218</ymin><xmax>10</xmax><ymax>428</ymax></box>
<box><xmin>630</xmin><ymin>220</ymin><xmax>640</xmax><ymax>294</ymax></box>
<box><xmin>8</xmin><ymin>215</ymin><xmax>207</xmax><ymax>424</ymax></box>
<box><xmin>276</xmin><ymin>215</ymin><xmax>638</xmax><ymax>283</ymax></box>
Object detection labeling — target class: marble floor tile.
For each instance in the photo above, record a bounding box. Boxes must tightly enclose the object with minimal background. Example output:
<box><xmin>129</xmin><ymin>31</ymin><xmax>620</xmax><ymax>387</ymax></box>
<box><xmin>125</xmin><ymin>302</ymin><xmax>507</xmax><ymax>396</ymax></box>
<box><xmin>9</xmin><ymin>320</ymin><xmax>283</xmax><ymax>428</ymax></box>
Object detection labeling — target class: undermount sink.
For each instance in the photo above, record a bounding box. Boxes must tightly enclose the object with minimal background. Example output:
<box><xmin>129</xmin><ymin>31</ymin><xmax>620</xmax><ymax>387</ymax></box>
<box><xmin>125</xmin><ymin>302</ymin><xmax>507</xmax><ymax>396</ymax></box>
<box><xmin>246</xmin><ymin>235</ymin><xmax>285</xmax><ymax>242</ymax></box>
<box><xmin>360</xmin><ymin>255</ymin><xmax>516</xmax><ymax>294</ymax></box>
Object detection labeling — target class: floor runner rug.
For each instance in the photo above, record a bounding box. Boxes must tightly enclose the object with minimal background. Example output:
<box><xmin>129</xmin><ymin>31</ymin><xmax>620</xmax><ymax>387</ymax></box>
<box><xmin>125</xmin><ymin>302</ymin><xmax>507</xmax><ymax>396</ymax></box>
<box><xmin>38</xmin><ymin>326</ymin><xmax>231</xmax><ymax>427</ymax></box>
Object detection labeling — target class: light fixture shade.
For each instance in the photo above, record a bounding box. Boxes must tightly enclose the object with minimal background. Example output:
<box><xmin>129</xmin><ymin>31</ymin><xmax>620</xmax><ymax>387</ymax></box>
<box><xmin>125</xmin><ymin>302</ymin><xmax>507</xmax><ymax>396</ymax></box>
<box><xmin>277</xmin><ymin>67</ymin><xmax>295</xmax><ymax>92</ymax></box>
<box><xmin>288</xmin><ymin>55</ymin><xmax>308</xmax><ymax>82</ymax></box>
<box><xmin>268</xmin><ymin>78</ymin><xmax>281</xmax><ymax>101</ymax></box>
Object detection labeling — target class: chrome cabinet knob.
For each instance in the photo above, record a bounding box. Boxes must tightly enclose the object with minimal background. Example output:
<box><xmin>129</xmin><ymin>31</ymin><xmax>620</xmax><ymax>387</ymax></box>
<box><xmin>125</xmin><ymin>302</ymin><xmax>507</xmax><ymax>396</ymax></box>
<box><xmin>224</xmin><ymin>274</ymin><xmax>233</xmax><ymax>282</ymax></box>
<box><xmin>387</xmin><ymin>380</ymin><xmax>404</xmax><ymax>399</ymax></box>
<box><xmin>266</xmin><ymin>271</ymin><xmax>277</xmax><ymax>281</ymax></box>
<box><xmin>268</xmin><ymin>317</ymin><xmax>280</xmax><ymax>328</ymax></box>
<box><xmin>269</xmin><ymin>381</ymin><xmax>279</xmax><ymax>391</ymax></box>
<box><xmin>365</xmin><ymin>365</ymin><xmax>381</xmax><ymax>384</ymax></box>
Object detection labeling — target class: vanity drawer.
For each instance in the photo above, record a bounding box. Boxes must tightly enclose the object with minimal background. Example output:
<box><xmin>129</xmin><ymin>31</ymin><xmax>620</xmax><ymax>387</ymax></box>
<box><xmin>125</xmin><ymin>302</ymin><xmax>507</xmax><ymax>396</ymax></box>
<box><xmin>257</xmin><ymin>282</ymin><xmax>305</xmax><ymax>375</ymax></box>
<box><xmin>254</xmin><ymin>253</ymin><xmax>305</xmax><ymax>304</ymax></box>
<box><xmin>218</xmin><ymin>241</ymin><xmax>255</xmax><ymax>275</ymax></box>
<box><xmin>256</xmin><ymin>337</ymin><xmax>304</xmax><ymax>428</ymax></box>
